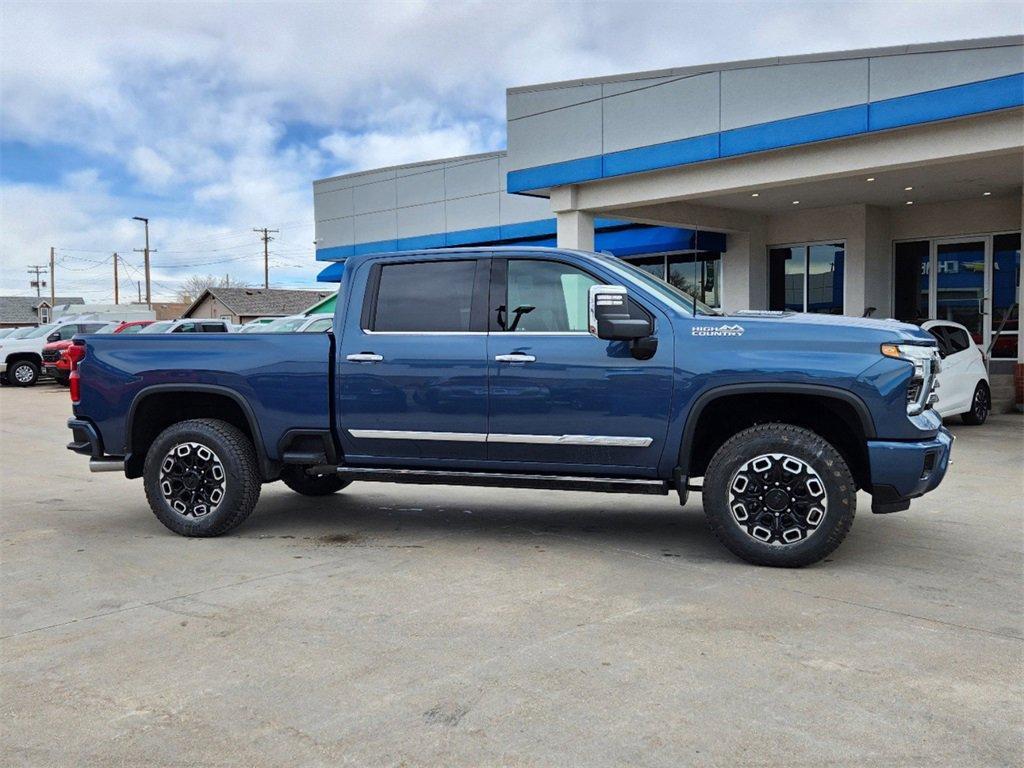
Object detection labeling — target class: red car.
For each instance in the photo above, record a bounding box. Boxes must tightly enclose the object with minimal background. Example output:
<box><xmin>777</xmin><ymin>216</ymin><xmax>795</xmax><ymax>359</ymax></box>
<box><xmin>42</xmin><ymin>320</ymin><xmax>153</xmax><ymax>385</ymax></box>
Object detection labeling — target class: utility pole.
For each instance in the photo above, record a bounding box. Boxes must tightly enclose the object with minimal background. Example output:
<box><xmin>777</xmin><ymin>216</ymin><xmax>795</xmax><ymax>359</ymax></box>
<box><xmin>254</xmin><ymin>227</ymin><xmax>279</xmax><ymax>289</ymax></box>
<box><xmin>132</xmin><ymin>216</ymin><xmax>153</xmax><ymax>309</ymax></box>
<box><xmin>113</xmin><ymin>253</ymin><xmax>120</xmax><ymax>305</ymax></box>
<box><xmin>49</xmin><ymin>246</ymin><xmax>55</xmax><ymax>306</ymax></box>
<box><xmin>137</xmin><ymin>281</ymin><xmax>142</xmax><ymax>303</ymax></box>
<box><xmin>27</xmin><ymin>265</ymin><xmax>48</xmax><ymax>298</ymax></box>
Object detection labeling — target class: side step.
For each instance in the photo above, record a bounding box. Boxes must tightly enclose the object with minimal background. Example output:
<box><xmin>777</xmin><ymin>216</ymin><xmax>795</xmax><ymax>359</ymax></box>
<box><xmin>323</xmin><ymin>466</ymin><xmax>670</xmax><ymax>495</ymax></box>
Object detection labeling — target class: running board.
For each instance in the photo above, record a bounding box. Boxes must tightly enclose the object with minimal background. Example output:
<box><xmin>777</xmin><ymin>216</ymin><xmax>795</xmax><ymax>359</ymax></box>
<box><xmin>324</xmin><ymin>466</ymin><xmax>670</xmax><ymax>495</ymax></box>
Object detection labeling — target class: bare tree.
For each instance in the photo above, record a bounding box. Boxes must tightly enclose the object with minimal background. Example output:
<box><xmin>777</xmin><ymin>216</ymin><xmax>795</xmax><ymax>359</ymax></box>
<box><xmin>176</xmin><ymin>274</ymin><xmax>249</xmax><ymax>304</ymax></box>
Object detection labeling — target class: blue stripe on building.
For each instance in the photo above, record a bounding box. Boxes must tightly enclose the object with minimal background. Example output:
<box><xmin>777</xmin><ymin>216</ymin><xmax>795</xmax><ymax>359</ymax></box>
<box><xmin>506</xmin><ymin>72</ymin><xmax>1024</xmax><ymax>193</ymax></box>
<box><xmin>315</xmin><ymin>222</ymin><xmax>727</xmax><ymax>282</ymax></box>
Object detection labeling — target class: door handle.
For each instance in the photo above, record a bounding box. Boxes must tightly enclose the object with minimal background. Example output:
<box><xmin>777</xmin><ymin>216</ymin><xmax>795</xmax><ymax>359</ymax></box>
<box><xmin>346</xmin><ymin>353</ymin><xmax>383</xmax><ymax>362</ymax></box>
<box><xmin>495</xmin><ymin>353</ymin><xmax>536</xmax><ymax>363</ymax></box>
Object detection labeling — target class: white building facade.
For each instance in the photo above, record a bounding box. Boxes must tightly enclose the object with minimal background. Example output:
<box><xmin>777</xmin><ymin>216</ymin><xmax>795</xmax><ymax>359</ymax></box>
<box><xmin>314</xmin><ymin>36</ymin><xmax>1023</xmax><ymax>387</ymax></box>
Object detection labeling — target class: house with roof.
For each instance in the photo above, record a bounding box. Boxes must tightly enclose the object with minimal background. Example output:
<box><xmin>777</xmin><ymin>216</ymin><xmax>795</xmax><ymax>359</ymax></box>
<box><xmin>182</xmin><ymin>287</ymin><xmax>334</xmax><ymax>325</ymax></box>
<box><xmin>0</xmin><ymin>296</ymin><xmax>84</xmax><ymax>328</ymax></box>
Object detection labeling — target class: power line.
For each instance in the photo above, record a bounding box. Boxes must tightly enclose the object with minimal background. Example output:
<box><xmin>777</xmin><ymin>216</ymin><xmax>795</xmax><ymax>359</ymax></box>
<box><xmin>26</xmin><ymin>265</ymin><xmax>48</xmax><ymax>298</ymax></box>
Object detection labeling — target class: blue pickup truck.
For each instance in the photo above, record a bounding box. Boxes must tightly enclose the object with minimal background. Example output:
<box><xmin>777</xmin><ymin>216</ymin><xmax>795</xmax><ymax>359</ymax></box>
<box><xmin>66</xmin><ymin>247</ymin><xmax>952</xmax><ymax>567</ymax></box>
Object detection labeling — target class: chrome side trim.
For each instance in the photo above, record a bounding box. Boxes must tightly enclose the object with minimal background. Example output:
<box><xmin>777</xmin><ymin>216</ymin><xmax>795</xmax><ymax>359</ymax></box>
<box><xmin>489</xmin><ymin>433</ymin><xmax>653</xmax><ymax>447</ymax></box>
<box><xmin>361</xmin><ymin>330</ymin><xmax>488</xmax><ymax>336</ymax></box>
<box><xmin>347</xmin><ymin>429</ymin><xmax>652</xmax><ymax>447</ymax></box>
<box><xmin>349</xmin><ymin>430</ymin><xmax>486</xmax><ymax>442</ymax></box>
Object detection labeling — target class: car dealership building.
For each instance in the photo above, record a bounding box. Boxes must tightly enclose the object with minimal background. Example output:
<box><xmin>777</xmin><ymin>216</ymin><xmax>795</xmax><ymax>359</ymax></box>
<box><xmin>313</xmin><ymin>36</ymin><xmax>1023</xmax><ymax>393</ymax></box>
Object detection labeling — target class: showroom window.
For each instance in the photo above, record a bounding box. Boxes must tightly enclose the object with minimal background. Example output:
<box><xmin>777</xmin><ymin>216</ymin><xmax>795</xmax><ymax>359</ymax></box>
<box><xmin>893</xmin><ymin>232</ymin><xmax>1019</xmax><ymax>359</ymax></box>
<box><xmin>768</xmin><ymin>242</ymin><xmax>845</xmax><ymax>314</ymax></box>
<box><xmin>623</xmin><ymin>252</ymin><xmax>721</xmax><ymax>308</ymax></box>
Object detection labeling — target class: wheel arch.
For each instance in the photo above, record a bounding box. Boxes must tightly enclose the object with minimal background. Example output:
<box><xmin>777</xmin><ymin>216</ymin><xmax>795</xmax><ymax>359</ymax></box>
<box><xmin>678</xmin><ymin>383</ymin><xmax>876</xmax><ymax>489</ymax></box>
<box><xmin>125</xmin><ymin>384</ymin><xmax>276</xmax><ymax>480</ymax></box>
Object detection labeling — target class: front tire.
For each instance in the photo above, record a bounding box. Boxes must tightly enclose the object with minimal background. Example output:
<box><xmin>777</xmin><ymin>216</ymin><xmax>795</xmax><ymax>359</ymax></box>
<box><xmin>143</xmin><ymin>418</ymin><xmax>261</xmax><ymax>537</ymax></box>
<box><xmin>702</xmin><ymin>423</ymin><xmax>856</xmax><ymax>567</ymax></box>
<box><xmin>960</xmin><ymin>382</ymin><xmax>990</xmax><ymax>425</ymax></box>
<box><xmin>279</xmin><ymin>465</ymin><xmax>351</xmax><ymax>496</ymax></box>
<box><xmin>8</xmin><ymin>360</ymin><xmax>39</xmax><ymax>387</ymax></box>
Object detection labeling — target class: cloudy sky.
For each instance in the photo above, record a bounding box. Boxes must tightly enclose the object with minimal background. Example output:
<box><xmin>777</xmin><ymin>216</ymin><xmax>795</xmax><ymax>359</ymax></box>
<box><xmin>1</xmin><ymin>1</ymin><xmax>1021</xmax><ymax>302</ymax></box>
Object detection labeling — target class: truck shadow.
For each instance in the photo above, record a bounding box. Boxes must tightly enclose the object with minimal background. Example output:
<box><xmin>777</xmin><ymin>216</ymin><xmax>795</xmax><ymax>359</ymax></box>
<box><xmin>242</xmin><ymin>485</ymin><xmax>731</xmax><ymax>563</ymax></box>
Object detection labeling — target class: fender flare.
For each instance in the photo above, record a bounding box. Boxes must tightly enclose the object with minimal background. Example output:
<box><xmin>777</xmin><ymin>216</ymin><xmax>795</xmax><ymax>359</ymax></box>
<box><xmin>124</xmin><ymin>383</ymin><xmax>275</xmax><ymax>479</ymax></box>
<box><xmin>676</xmin><ymin>382</ymin><xmax>877</xmax><ymax>476</ymax></box>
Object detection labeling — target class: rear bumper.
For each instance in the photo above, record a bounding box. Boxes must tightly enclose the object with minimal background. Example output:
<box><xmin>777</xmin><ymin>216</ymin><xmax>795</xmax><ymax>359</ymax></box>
<box><xmin>868</xmin><ymin>427</ymin><xmax>953</xmax><ymax>513</ymax></box>
<box><xmin>67</xmin><ymin>417</ymin><xmax>104</xmax><ymax>458</ymax></box>
<box><xmin>67</xmin><ymin>418</ymin><xmax>126</xmax><ymax>473</ymax></box>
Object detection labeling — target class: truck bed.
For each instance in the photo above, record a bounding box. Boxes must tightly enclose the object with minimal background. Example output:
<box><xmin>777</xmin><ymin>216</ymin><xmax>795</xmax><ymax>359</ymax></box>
<box><xmin>75</xmin><ymin>333</ymin><xmax>333</xmax><ymax>464</ymax></box>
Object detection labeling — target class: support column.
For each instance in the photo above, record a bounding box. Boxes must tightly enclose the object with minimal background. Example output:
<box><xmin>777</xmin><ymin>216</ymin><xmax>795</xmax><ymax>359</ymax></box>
<box><xmin>556</xmin><ymin>210</ymin><xmax>595</xmax><ymax>251</ymax></box>
<box><xmin>721</xmin><ymin>221</ymin><xmax>767</xmax><ymax>313</ymax></box>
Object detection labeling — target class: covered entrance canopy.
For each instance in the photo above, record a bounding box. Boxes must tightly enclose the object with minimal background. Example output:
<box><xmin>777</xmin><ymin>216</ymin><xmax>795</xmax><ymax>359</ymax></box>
<box><xmin>500</xmin><ymin>38</ymin><xmax>1022</xmax><ymax>365</ymax></box>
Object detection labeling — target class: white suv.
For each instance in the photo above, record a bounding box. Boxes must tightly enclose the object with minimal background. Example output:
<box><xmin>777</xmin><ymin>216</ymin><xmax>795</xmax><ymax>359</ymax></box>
<box><xmin>0</xmin><ymin>320</ymin><xmax>111</xmax><ymax>387</ymax></box>
<box><xmin>922</xmin><ymin>320</ymin><xmax>990</xmax><ymax>425</ymax></box>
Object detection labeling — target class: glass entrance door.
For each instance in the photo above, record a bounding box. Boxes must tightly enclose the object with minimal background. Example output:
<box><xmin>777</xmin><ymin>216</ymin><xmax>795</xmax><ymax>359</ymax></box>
<box><xmin>932</xmin><ymin>238</ymin><xmax>988</xmax><ymax>346</ymax></box>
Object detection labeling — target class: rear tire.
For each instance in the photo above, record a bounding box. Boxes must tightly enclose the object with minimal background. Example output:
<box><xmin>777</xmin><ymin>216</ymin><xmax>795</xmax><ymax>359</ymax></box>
<box><xmin>960</xmin><ymin>382</ymin><xmax>990</xmax><ymax>425</ymax></box>
<box><xmin>143</xmin><ymin>418</ymin><xmax>261</xmax><ymax>537</ymax></box>
<box><xmin>280</xmin><ymin>465</ymin><xmax>351</xmax><ymax>496</ymax></box>
<box><xmin>702</xmin><ymin>423</ymin><xmax>856</xmax><ymax>567</ymax></box>
<box><xmin>8</xmin><ymin>360</ymin><xmax>39</xmax><ymax>387</ymax></box>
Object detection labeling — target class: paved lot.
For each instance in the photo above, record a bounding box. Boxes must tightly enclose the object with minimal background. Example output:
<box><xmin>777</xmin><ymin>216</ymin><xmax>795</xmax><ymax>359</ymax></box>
<box><xmin>1</xmin><ymin>384</ymin><xmax>1021</xmax><ymax>767</ymax></box>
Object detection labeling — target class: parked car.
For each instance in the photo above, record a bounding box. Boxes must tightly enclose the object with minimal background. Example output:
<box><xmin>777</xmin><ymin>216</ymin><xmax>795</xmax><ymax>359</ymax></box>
<box><xmin>66</xmin><ymin>246</ymin><xmax>951</xmax><ymax>567</ymax></box>
<box><xmin>139</xmin><ymin>319</ymin><xmax>234</xmax><ymax>334</ymax></box>
<box><xmin>238</xmin><ymin>317</ymin><xmax>281</xmax><ymax>332</ymax></box>
<box><xmin>249</xmin><ymin>314</ymin><xmax>333</xmax><ymax>333</ymax></box>
<box><xmin>43</xmin><ymin>320</ymin><xmax>154</xmax><ymax>385</ymax></box>
<box><xmin>1</xmin><ymin>320</ymin><xmax>113</xmax><ymax>387</ymax></box>
<box><xmin>921</xmin><ymin>319</ymin><xmax>991</xmax><ymax>425</ymax></box>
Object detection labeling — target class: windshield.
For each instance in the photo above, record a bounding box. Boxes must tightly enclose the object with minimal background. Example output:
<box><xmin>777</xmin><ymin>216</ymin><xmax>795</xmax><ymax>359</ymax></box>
<box><xmin>588</xmin><ymin>252</ymin><xmax>721</xmax><ymax>316</ymax></box>
<box><xmin>95</xmin><ymin>323</ymin><xmax>121</xmax><ymax>334</ymax></box>
<box><xmin>264</xmin><ymin>317</ymin><xmax>307</xmax><ymax>333</ymax></box>
<box><xmin>23</xmin><ymin>323</ymin><xmax>59</xmax><ymax>339</ymax></box>
<box><xmin>239</xmin><ymin>323</ymin><xmax>267</xmax><ymax>333</ymax></box>
<box><xmin>140</xmin><ymin>321</ymin><xmax>173</xmax><ymax>334</ymax></box>
<box><xmin>7</xmin><ymin>327</ymin><xmax>35</xmax><ymax>339</ymax></box>
<box><xmin>116</xmin><ymin>323</ymin><xmax>148</xmax><ymax>334</ymax></box>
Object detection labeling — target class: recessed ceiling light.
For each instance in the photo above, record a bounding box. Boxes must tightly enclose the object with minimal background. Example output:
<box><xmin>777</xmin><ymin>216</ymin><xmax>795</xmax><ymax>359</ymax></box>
<box><xmin>904</xmin><ymin>186</ymin><xmax>914</xmax><ymax>191</ymax></box>
<box><xmin>982</xmin><ymin>191</ymin><xmax>992</xmax><ymax>196</ymax></box>
<box><xmin>866</xmin><ymin>177</ymin><xmax>876</xmax><ymax>182</ymax></box>
<box><xmin>906</xmin><ymin>201</ymin><xmax>914</xmax><ymax>205</ymax></box>
<box><xmin>751</xmin><ymin>192</ymin><xmax>759</xmax><ymax>197</ymax></box>
<box><xmin>792</xmin><ymin>200</ymin><xmax>800</xmax><ymax>205</ymax></box>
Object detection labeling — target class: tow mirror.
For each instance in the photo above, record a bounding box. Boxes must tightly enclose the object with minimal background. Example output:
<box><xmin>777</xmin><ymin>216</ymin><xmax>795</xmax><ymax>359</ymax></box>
<box><xmin>588</xmin><ymin>285</ymin><xmax>652</xmax><ymax>341</ymax></box>
<box><xmin>47</xmin><ymin>331</ymin><xmax>60</xmax><ymax>342</ymax></box>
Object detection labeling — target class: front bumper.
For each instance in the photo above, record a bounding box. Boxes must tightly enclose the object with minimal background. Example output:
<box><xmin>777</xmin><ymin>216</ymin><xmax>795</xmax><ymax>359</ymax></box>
<box><xmin>0</xmin><ymin>362</ymin><xmax>6</xmax><ymax>374</ymax></box>
<box><xmin>868</xmin><ymin>427</ymin><xmax>953</xmax><ymax>513</ymax></box>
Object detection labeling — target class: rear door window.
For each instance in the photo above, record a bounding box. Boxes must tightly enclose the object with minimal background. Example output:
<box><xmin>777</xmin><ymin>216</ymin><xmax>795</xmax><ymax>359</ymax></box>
<box><xmin>371</xmin><ymin>260</ymin><xmax>478</xmax><ymax>332</ymax></box>
<box><xmin>201</xmin><ymin>323</ymin><xmax>227</xmax><ymax>333</ymax></box>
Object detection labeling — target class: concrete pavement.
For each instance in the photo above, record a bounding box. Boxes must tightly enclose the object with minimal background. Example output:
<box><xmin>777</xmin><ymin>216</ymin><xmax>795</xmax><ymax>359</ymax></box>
<box><xmin>1</xmin><ymin>384</ymin><xmax>1021</xmax><ymax>767</ymax></box>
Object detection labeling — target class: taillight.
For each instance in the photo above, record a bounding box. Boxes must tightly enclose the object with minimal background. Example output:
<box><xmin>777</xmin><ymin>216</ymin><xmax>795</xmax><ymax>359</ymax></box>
<box><xmin>67</xmin><ymin>342</ymin><xmax>86</xmax><ymax>367</ymax></box>
<box><xmin>68</xmin><ymin>341</ymin><xmax>85</xmax><ymax>403</ymax></box>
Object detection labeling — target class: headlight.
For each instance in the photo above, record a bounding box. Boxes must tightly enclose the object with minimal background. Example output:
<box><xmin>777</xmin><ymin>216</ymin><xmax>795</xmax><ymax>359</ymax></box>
<box><xmin>881</xmin><ymin>343</ymin><xmax>941</xmax><ymax>416</ymax></box>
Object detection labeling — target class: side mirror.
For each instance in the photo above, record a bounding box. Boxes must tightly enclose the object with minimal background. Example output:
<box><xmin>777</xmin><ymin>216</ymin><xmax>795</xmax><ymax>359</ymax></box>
<box><xmin>588</xmin><ymin>285</ymin><xmax>652</xmax><ymax>341</ymax></box>
<box><xmin>47</xmin><ymin>332</ymin><xmax>60</xmax><ymax>342</ymax></box>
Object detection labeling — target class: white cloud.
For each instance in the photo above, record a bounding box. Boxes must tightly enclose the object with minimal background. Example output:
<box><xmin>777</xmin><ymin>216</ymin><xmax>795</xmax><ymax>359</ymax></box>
<box><xmin>1</xmin><ymin>0</ymin><xmax>1021</xmax><ymax>301</ymax></box>
<box><xmin>128</xmin><ymin>147</ymin><xmax>177</xmax><ymax>188</ymax></box>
